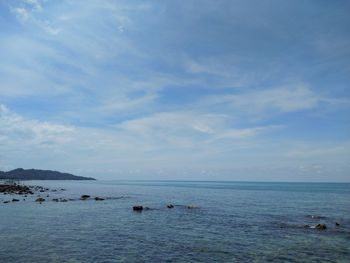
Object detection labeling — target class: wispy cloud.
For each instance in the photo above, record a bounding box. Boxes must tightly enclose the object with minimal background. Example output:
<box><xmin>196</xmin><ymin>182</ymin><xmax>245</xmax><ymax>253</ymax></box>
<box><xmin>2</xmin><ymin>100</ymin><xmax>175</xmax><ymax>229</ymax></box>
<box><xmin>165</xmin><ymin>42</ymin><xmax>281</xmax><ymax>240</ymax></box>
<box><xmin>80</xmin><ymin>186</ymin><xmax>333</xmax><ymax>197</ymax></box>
<box><xmin>198</xmin><ymin>84</ymin><xmax>320</xmax><ymax>115</ymax></box>
<box><xmin>118</xmin><ymin>111</ymin><xmax>272</xmax><ymax>140</ymax></box>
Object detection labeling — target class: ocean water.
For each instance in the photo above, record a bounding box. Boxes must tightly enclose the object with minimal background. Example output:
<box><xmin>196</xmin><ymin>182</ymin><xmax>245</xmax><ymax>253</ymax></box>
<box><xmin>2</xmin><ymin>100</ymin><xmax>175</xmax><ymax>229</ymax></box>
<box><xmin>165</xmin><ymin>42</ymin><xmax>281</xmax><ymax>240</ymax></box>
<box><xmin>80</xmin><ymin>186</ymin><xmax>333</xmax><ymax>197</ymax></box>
<box><xmin>1</xmin><ymin>180</ymin><xmax>350</xmax><ymax>262</ymax></box>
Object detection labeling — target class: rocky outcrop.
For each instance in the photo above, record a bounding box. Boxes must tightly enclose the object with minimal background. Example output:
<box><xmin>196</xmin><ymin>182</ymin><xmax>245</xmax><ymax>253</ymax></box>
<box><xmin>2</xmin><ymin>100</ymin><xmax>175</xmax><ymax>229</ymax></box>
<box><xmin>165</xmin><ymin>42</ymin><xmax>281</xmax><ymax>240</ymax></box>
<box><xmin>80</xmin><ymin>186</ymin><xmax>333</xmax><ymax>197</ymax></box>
<box><xmin>0</xmin><ymin>184</ymin><xmax>34</xmax><ymax>195</ymax></box>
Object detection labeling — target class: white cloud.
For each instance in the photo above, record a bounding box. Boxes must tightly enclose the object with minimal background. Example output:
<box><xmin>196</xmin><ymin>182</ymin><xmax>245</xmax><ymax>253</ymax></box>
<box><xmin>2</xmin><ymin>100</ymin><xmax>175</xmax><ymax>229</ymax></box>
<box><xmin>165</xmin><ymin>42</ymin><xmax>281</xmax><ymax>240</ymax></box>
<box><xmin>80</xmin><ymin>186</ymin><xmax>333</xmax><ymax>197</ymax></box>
<box><xmin>11</xmin><ymin>7</ymin><xmax>30</xmax><ymax>21</ymax></box>
<box><xmin>23</xmin><ymin>0</ymin><xmax>42</xmax><ymax>10</ymax></box>
<box><xmin>0</xmin><ymin>105</ymin><xmax>75</xmax><ymax>147</ymax></box>
<box><xmin>0</xmin><ymin>104</ymin><xmax>349</xmax><ymax>181</ymax></box>
<box><xmin>199</xmin><ymin>84</ymin><xmax>319</xmax><ymax>115</ymax></box>
<box><xmin>119</xmin><ymin>111</ymin><xmax>222</xmax><ymax>135</ymax></box>
<box><xmin>118</xmin><ymin>111</ymin><xmax>274</xmax><ymax>144</ymax></box>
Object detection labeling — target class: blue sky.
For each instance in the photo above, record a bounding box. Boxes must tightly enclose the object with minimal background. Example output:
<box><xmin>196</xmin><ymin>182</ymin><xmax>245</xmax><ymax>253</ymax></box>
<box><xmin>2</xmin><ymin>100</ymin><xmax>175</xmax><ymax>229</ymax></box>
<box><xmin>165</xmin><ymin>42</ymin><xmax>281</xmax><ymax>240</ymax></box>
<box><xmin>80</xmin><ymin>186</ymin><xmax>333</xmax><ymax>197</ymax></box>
<box><xmin>0</xmin><ymin>0</ymin><xmax>349</xmax><ymax>181</ymax></box>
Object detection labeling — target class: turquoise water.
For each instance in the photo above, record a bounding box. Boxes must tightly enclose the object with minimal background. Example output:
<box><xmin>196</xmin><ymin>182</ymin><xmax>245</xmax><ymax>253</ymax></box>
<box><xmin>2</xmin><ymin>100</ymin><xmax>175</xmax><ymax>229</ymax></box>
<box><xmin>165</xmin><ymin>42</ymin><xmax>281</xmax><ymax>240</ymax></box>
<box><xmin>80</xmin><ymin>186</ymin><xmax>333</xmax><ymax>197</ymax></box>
<box><xmin>1</xmin><ymin>181</ymin><xmax>350</xmax><ymax>262</ymax></box>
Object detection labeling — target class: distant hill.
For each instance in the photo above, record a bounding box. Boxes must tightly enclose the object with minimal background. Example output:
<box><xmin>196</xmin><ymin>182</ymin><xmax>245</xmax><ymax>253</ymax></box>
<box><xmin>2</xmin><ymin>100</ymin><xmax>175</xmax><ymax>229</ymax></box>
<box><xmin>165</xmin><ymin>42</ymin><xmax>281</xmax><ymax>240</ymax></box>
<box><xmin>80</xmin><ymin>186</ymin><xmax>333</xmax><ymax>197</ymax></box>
<box><xmin>0</xmin><ymin>168</ymin><xmax>96</xmax><ymax>180</ymax></box>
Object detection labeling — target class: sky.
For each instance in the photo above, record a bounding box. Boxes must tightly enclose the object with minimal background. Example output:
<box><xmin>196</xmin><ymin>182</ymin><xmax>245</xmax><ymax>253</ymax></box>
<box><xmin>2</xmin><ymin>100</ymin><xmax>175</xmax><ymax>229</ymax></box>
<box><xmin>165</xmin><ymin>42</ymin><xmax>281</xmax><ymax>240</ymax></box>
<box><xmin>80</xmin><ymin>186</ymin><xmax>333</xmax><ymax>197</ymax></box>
<box><xmin>0</xmin><ymin>0</ymin><xmax>349</xmax><ymax>181</ymax></box>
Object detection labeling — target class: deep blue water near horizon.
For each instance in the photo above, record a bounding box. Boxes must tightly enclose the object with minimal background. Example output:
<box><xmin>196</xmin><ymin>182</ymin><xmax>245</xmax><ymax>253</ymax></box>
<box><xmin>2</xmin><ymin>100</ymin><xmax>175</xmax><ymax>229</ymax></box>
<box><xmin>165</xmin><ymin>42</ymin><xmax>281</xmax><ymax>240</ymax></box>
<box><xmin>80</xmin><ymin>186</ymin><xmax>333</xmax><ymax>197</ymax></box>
<box><xmin>1</xmin><ymin>180</ymin><xmax>350</xmax><ymax>262</ymax></box>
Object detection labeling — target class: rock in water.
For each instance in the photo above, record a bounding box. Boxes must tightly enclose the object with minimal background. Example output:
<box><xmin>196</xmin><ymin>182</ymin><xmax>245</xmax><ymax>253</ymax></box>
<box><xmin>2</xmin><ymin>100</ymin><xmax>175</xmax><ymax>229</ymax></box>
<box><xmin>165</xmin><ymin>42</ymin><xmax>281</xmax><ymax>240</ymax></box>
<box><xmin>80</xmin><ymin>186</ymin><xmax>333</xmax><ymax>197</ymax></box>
<box><xmin>167</xmin><ymin>204</ymin><xmax>174</xmax><ymax>208</ymax></box>
<box><xmin>95</xmin><ymin>197</ymin><xmax>104</xmax><ymax>201</ymax></box>
<box><xmin>12</xmin><ymin>199</ymin><xmax>20</xmax><ymax>202</ymax></box>
<box><xmin>133</xmin><ymin>205</ymin><xmax>143</xmax><ymax>211</ymax></box>
<box><xmin>35</xmin><ymin>197</ymin><xmax>45</xmax><ymax>202</ymax></box>
<box><xmin>80</xmin><ymin>195</ymin><xmax>90</xmax><ymax>200</ymax></box>
<box><xmin>315</xmin><ymin>224</ymin><xmax>327</xmax><ymax>230</ymax></box>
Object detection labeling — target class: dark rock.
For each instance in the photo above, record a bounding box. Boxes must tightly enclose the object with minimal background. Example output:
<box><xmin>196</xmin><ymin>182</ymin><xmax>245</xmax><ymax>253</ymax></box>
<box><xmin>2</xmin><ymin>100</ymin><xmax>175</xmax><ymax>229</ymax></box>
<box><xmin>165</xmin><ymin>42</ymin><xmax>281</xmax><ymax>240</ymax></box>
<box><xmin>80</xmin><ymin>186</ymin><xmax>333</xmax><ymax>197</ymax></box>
<box><xmin>187</xmin><ymin>205</ymin><xmax>198</xmax><ymax>209</ymax></box>
<box><xmin>0</xmin><ymin>184</ymin><xmax>32</xmax><ymax>195</ymax></box>
<box><xmin>3</xmin><ymin>201</ymin><xmax>10</xmax><ymax>204</ymax></box>
<box><xmin>336</xmin><ymin>222</ymin><xmax>340</xmax><ymax>226</ymax></box>
<box><xmin>95</xmin><ymin>197</ymin><xmax>104</xmax><ymax>201</ymax></box>
<box><xmin>315</xmin><ymin>224</ymin><xmax>327</xmax><ymax>230</ymax></box>
<box><xmin>12</xmin><ymin>198</ymin><xmax>20</xmax><ymax>202</ymax></box>
<box><xmin>133</xmin><ymin>205</ymin><xmax>143</xmax><ymax>211</ymax></box>
<box><xmin>35</xmin><ymin>197</ymin><xmax>45</xmax><ymax>202</ymax></box>
<box><xmin>167</xmin><ymin>204</ymin><xmax>174</xmax><ymax>208</ymax></box>
<box><xmin>80</xmin><ymin>195</ymin><xmax>90</xmax><ymax>200</ymax></box>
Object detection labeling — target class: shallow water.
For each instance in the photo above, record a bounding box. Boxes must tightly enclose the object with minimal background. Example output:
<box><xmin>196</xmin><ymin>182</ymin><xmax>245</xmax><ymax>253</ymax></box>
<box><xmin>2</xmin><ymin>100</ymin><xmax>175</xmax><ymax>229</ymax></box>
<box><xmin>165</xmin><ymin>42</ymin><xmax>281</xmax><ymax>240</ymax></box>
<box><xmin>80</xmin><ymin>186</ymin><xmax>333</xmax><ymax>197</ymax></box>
<box><xmin>1</xmin><ymin>181</ymin><xmax>350</xmax><ymax>262</ymax></box>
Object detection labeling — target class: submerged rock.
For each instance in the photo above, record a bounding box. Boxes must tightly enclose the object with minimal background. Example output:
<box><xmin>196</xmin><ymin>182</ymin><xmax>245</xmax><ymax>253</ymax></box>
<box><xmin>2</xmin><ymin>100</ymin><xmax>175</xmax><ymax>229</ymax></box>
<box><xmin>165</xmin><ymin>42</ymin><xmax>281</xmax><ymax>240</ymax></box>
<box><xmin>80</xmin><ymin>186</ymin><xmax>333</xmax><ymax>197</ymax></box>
<box><xmin>35</xmin><ymin>197</ymin><xmax>45</xmax><ymax>202</ymax></box>
<box><xmin>95</xmin><ymin>197</ymin><xmax>104</xmax><ymax>201</ymax></box>
<box><xmin>53</xmin><ymin>198</ymin><xmax>68</xmax><ymax>202</ymax></box>
<box><xmin>12</xmin><ymin>198</ymin><xmax>20</xmax><ymax>202</ymax></box>
<box><xmin>3</xmin><ymin>201</ymin><xmax>10</xmax><ymax>204</ymax></box>
<box><xmin>133</xmin><ymin>205</ymin><xmax>143</xmax><ymax>211</ymax></box>
<box><xmin>167</xmin><ymin>204</ymin><xmax>174</xmax><ymax>209</ymax></box>
<box><xmin>304</xmin><ymin>223</ymin><xmax>327</xmax><ymax>230</ymax></box>
<box><xmin>335</xmin><ymin>222</ymin><xmax>340</xmax><ymax>226</ymax></box>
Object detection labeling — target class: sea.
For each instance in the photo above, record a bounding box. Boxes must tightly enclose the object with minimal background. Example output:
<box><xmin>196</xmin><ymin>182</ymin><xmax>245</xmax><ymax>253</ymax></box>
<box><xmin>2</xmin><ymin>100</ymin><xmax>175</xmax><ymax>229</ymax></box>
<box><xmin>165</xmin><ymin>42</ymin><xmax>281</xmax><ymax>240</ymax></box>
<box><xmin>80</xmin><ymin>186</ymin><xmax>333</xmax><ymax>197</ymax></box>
<box><xmin>1</xmin><ymin>180</ymin><xmax>349</xmax><ymax>262</ymax></box>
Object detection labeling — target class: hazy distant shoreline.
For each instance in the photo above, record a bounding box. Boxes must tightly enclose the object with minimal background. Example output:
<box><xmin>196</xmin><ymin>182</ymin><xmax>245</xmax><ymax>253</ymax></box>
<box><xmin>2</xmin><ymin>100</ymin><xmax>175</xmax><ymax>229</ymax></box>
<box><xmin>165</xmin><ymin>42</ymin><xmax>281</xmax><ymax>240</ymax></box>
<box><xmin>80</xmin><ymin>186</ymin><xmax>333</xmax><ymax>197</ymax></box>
<box><xmin>0</xmin><ymin>168</ymin><xmax>95</xmax><ymax>181</ymax></box>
